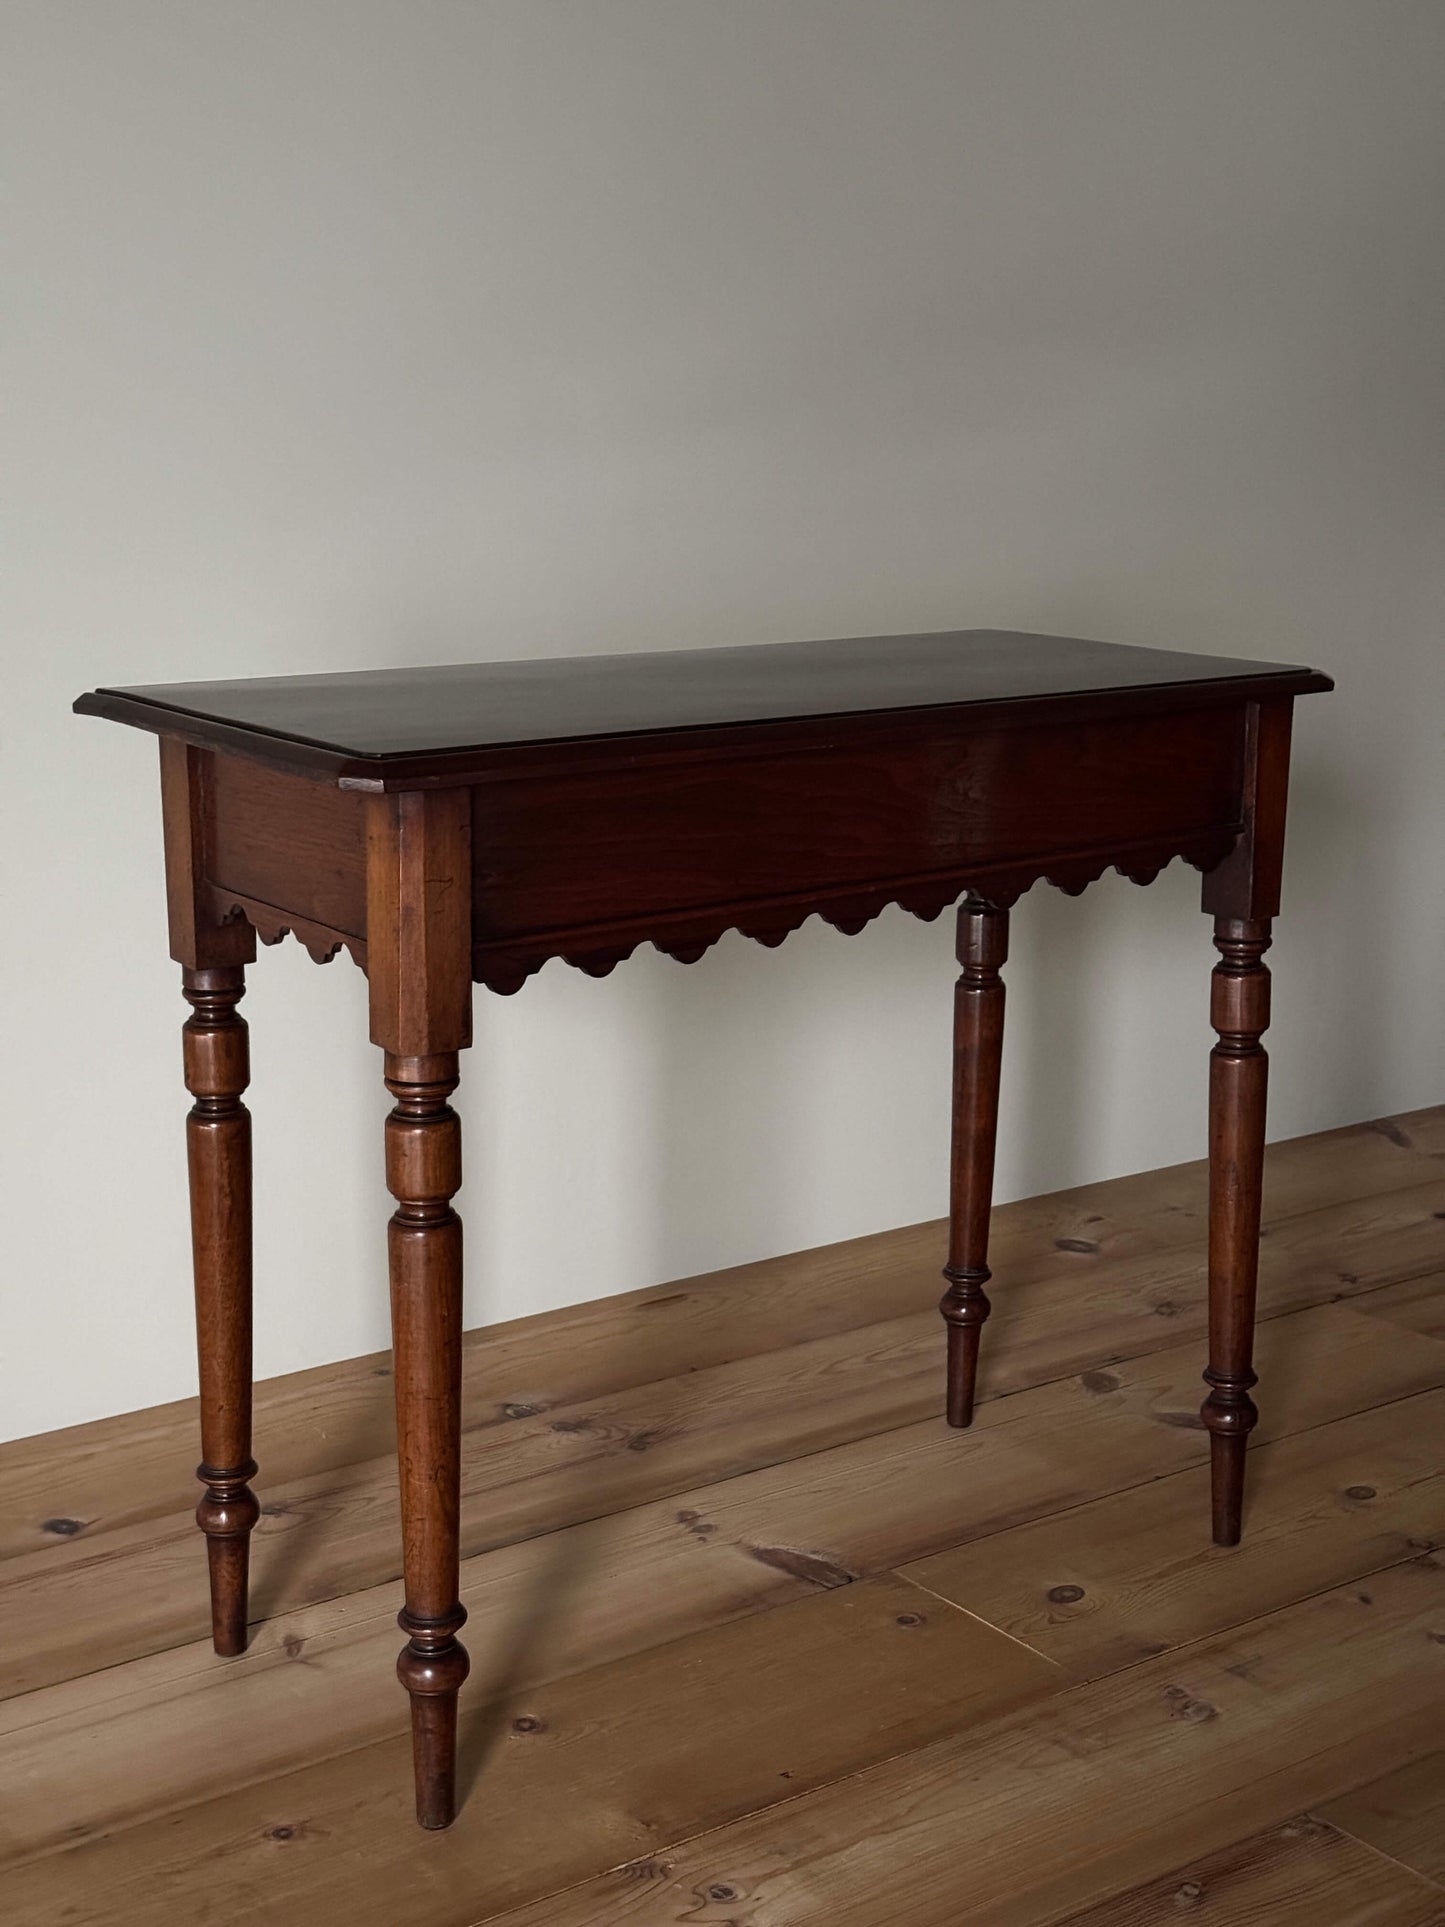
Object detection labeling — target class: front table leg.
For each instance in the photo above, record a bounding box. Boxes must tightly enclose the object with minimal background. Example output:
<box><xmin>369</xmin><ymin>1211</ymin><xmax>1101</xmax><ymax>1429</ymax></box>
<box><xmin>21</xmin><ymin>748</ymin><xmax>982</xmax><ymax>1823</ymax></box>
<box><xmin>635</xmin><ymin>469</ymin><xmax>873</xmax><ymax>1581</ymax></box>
<box><xmin>1203</xmin><ymin>916</ymin><xmax>1272</xmax><ymax>1545</ymax></box>
<box><xmin>941</xmin><ymin>897</ymin><xmax>1009</xmax><ymax>1427</ymax></box>
<box><xmin>366</xmin><ymin>785</ymin><xmax>473</xmax><ymax>1828</ymax></box>
<box><xmin>385</xmin><ymin>1050</ymin><xmax>470</xmax><ymax>1829</ymax></box>
<box><xmin>182</xmin><ymin>964</ymin><xmax>260</xmax><ymax>1655</ymax></box>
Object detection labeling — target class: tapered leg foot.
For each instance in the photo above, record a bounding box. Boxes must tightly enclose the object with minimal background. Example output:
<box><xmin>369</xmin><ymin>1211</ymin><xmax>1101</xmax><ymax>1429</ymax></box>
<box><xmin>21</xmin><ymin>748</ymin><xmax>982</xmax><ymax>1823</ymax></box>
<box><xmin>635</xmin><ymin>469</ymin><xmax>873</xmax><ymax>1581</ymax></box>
<box><xmin>398</xmin><ymin>1610</ymin><xmax>471</xmax><ymax>1829</ymax></box>
<box><xmin>1201</xmin><ymin>917</ymin><xmax>1271</xmax><ymax>1547</ymax></box>
<box><xmin>940</xmin><ymin>898</ymin><xmax>1007</xmax><ymax>1429</ymax></box>
<box><xmin>183</xmin><ymin>965</ymin><xmax>259</xmax><ymax>1655</ymax></box>
<box><xmin>942</xmin><ymin>1278</ymin><xmax>991</xmax><ymax>1429</ymax></box>
<box><xmin>198</xmin><ymin>1461</ymin><xmax>260</xmax><ymax>1654</ymax></box>
<box><xmin>1205</xmin><ymin>1411</ymin><xmax>1256</xmax><ymax>1548</ymax></box>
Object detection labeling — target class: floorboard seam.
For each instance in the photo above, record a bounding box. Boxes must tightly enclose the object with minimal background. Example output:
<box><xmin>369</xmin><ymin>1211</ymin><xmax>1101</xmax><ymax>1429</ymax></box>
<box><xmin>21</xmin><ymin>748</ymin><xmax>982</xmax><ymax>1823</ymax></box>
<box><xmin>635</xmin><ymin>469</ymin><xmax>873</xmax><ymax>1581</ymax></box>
<box><xmin>452</xmin><ymin>1557</ymin><xmax>1445</xmax><ymax>1927</ymax></box>
<box><xmin>4</xmin><ymin>1307</ymin><xmax>1440</xmax><ymax>1719</ymax></box>
<box><xmin>1312</xmin><ymin>1816</ymin><xmax>1445</xmax><ymax>1897</ymax></box>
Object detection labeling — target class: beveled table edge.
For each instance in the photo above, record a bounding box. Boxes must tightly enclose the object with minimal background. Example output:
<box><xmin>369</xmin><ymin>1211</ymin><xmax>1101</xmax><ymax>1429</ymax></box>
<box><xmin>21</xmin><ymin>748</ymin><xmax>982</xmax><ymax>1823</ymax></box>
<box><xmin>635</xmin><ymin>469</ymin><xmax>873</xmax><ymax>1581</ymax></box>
<box><xmin>75</xmin><ymin>664</ymin><xmax>1333</xmax><ymax>791</ymax></box>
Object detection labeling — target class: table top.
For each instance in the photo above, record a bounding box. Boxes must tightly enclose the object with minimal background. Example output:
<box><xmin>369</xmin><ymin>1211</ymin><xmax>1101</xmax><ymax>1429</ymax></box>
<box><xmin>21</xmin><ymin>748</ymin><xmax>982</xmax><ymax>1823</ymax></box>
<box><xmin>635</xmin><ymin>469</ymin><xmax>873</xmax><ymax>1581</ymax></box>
<box><xmin>76</xmin><ymin>629</ymin><xmax>1331</xmax><ymax>786</ymax></box>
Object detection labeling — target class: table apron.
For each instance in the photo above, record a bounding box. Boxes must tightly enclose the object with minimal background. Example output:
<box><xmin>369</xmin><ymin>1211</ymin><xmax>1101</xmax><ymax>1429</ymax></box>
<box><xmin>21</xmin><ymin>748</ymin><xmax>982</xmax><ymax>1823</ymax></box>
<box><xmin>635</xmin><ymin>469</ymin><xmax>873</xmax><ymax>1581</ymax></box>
<box><xmin>194</xmin><ymin>701</ymin><xmax>1252</xmax><ymax>992</ymax></box>
<box><xmin>470</xmin><ymin>704</ymin><xmax>1245</xmax><ymax>955</ymax></box>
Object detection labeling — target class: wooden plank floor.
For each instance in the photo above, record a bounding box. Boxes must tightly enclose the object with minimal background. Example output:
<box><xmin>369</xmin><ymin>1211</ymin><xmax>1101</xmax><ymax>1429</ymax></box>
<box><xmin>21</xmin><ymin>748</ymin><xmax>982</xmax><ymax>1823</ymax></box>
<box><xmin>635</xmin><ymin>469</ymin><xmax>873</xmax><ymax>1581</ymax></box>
<box><xmin>0</xmin><ymin>1108</ymin><xmax>1441</xmax><ymax>1925</ymax></box>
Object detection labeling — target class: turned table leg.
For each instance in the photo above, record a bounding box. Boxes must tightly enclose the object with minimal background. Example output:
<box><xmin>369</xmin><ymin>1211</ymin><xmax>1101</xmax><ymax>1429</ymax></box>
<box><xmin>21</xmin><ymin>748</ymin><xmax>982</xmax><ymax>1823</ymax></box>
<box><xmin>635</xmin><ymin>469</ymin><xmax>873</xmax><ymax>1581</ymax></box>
<box><xmin>1197</xmin><ymin>694</ymin><xmax>1294</xmax><ymax>1547</ymax></box>
<box><xmin>941</xmin><ymin>897</ymin><xmax>1008</xmax><ymax>1428</ymax></box>
<box><xmin>384</xmin><ymin>1050</ymin><xmax>470</xmax><ymax>1828</ymax></box>
<box><xmin>1202</xmin><ymin>916</ymin><xmax>1272</xmax><ymax>1545</ymax></box>
<box><xmin>366</xmin><ymin>785</ymin><xmax>474</xmax><ymax>1829</ymax></box>
<box><xmin>182</xmin><ymin>964</ymin><xmax>260</xmax><ymax>1655</ymax></box>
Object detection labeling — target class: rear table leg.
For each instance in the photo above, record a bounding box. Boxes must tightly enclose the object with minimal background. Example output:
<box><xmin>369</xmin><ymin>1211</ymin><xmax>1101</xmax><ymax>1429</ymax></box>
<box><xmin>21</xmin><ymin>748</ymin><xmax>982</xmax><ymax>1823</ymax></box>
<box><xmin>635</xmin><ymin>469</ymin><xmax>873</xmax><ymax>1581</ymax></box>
<box><xmin>941</xmin><ymin>897</ymin><xmax>1008</xmax><ymax>1428</ymax></box>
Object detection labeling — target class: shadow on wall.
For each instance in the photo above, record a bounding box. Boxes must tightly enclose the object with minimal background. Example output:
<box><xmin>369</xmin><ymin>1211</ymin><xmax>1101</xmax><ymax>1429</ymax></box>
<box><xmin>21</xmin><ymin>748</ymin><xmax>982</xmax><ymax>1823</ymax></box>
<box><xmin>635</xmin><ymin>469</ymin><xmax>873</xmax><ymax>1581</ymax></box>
<box><xmin>1277</xmin><ymin>739</ymin><xmax>1390</xmax><ymax>1127</ymax></box>
<box><xmin>645</xmin><ymin>910</ymin><xmax>952</xmax><ymax>1290</ymax></box>
<box><xmin>635</xmin><ymin>868</ymin><xmax>1169</xmax><ymax>1311</ymax></box>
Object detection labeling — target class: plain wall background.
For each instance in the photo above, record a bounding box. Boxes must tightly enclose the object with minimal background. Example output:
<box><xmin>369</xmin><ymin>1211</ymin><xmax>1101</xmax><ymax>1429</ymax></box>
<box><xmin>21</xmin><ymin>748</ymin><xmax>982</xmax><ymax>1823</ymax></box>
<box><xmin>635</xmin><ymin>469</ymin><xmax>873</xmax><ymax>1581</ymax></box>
<box><xmin>4</xmin><ymin>0</ymin><xmax>1442</xmax><ymax>1443</ymax></box>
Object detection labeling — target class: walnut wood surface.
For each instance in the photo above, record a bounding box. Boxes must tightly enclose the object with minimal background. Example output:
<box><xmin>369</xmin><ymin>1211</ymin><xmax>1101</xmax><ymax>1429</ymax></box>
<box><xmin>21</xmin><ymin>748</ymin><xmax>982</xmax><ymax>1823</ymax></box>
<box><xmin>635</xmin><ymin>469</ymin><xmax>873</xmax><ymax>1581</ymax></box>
<box><xmin>383</xmin><ymin>1051</ymin><xmax>469</xmax><ymax>1830</ymax></box>
<box><xmin>76</xmin><ymin>628</ymin><xmax>1331</xmax><ymax>786</ymax></box>
<box><xmin>79</xmin><ymin>632</ymin><xmax>1334</xmax><ymax>1837</ymax></box>
<box><xmin>207</xmin><ymin>753</ymin><xmax>367</xmax><ymax>947</ymax></box>
<box><xmin>118</xmin><ymin>667</ymin><xmax>1319</xmax><ymax>998</ymax></box>
<box><xmin>465</xmin><ymin>701</ymin><xmax>1246</xmax><ymax>992</ymax></box>
<box><xmin>941</xmin><ymin>899</ymin><xmax>1008</xmax><ymax>1428</ymax></box>
<box><xmin>158</xmin><ymin>739</ymin><xmax>257</xmax><ymax>973</ymax></box>
<box><xmin>160</xmin><ymin>743</ymin><xmax>261</xmax><ymax>1659</ymax></box>
<box><xmin>366</xmin><ymin>789</ymin><xmax>473</xmax><ymax>1826</ymax></box>
<box><xmin>1203</xmin><ymin>917</ymin><xmax>1273</xmax><ymax>1544</ymax></box>
<box><xmin>180</xmin><ymin>966</ymin><xmax>259</xmax><ymax>1658</ymax></box>
<box><xmin>1199</xmin><ymin>698</ymin><xmax>1296</xmax><ymax>1543</ymax></box>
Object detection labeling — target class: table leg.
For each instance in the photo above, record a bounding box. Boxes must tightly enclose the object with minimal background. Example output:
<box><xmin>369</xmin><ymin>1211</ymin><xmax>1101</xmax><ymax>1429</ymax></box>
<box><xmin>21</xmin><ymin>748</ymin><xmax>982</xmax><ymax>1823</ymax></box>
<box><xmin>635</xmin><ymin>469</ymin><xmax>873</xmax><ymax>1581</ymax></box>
<box><xmin>365</xmin><ymin>786</ymin><xmax>473</xmax><ymax>1828</ymax></box>
<box><xmin>182</xmin><ymin>963</ymin><xmax>260</xmax><ymax>1656</ymax></box>
<box><xmin>941</xmin><ymin>897</ymin><xmax>1008</xmax><ymax>1428</ymax></box>
<box><xmin>385</xmin><ymin>1049</ymin><xmax>470</xmax><ymax>1829</ymax></box>
<box><xmin>1202</xmin><ymin>916</ymin><xmax>1272</xmax><ymax>1545</ymax></box>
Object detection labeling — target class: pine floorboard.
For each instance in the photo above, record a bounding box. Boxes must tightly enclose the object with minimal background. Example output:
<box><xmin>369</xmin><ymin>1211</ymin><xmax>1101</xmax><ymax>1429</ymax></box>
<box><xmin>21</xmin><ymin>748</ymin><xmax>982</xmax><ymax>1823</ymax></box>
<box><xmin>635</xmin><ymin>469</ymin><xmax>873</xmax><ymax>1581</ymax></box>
<box><xmin>1322</xmin><ymin>1750</ymin><xmax>1445</xmax><ymax>1888</ymax></box>
<box><xmin>1</xmin><ymin>1107</ymin><xmax>1441</xmax><ymax>1924</ymax></box>
<box><xmin>1049</xmin><ymin>1815</ymin><xmax>1445</xmax><ymax>1925</ymax></box>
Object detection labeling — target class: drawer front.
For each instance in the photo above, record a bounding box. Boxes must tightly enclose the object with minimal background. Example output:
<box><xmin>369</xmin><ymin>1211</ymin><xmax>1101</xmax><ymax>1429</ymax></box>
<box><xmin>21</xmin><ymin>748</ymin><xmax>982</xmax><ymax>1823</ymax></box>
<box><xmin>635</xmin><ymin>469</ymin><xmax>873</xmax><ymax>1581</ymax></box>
<box><xmin>471</xmin><ymin>703</ymin><xmax>1247</xmax><ymax>960</ymax></box>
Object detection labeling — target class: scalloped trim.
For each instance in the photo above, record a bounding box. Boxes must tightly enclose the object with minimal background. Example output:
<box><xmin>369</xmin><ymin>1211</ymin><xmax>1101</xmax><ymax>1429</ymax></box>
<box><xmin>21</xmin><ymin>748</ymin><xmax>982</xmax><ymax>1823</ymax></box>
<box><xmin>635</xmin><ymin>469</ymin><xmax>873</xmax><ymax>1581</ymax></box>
<box><xmin>215</xmin><ymin>892</ymin><xmax>368</xmax><ymax>971</ymax></box>
<box><xmin>208</xmin><ymin>830</ymin><xmax>1236</xmax><ymax>995</ymax></box>
<box><xmin>470</xmin><ymin>827</ymin><xmax>1238</xmax><ymax>995</ymax></box>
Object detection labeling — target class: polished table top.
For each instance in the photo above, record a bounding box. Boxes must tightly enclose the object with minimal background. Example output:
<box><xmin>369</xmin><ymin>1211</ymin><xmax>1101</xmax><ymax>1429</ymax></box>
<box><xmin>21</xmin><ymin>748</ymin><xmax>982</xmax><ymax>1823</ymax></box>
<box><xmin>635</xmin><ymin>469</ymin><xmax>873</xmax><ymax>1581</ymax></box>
<box><xmin>75</xmin><ymin>629</ymin><xmax>1331</xmax><ymax>787</ymax></box>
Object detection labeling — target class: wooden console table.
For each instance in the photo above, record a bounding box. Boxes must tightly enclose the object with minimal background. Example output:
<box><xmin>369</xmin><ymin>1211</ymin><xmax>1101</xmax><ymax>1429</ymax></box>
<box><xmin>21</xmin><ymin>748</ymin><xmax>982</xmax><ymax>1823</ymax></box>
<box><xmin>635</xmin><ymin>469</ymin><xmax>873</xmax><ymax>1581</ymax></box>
<box><xmin>76</xmin><ymin>629</ymin><xmax>1332</xmax><ymax>1829</ymax></box>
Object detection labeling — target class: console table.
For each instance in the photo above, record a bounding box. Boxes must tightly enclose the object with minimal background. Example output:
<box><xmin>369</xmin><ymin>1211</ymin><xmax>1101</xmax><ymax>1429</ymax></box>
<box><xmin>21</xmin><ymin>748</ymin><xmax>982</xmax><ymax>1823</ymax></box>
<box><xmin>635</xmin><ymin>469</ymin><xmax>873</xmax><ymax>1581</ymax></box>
<box><xmin>76</xmin><ymin>629</ymin><xmax>1332</xmax><ymax>1829</ymax></box>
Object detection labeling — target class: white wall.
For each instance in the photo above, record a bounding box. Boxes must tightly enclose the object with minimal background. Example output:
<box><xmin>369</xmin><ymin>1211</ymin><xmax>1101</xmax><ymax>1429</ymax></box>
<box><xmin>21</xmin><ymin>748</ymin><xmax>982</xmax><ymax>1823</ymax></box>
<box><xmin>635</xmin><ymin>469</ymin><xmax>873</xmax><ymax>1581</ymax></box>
<box><xmin>5</xmin><ymin>1</ymin><xmax>1443</xmax><ymax>1443</ymax></box>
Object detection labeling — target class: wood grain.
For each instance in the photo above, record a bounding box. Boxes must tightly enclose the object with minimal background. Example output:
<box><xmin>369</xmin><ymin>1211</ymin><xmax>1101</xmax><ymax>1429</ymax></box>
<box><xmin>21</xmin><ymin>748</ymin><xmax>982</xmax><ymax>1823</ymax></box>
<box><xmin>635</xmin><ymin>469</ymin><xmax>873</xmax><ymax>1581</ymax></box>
<box><xmin>64</xmin><ymin>634</ymin><xmax>1346</xmax><ymax>1852</ymax></box>
<box><xmin>0</xmin><ymin>1574</ymin><xmax>1058</xmax><ymax>1923</ymax></box>
<box><xmin>180</xmin><ymin>964</ymin><xmax>260</xmax><ymax>1657</ymax></box>
<box><xmin>0</xmin><ymin>1114</ymin><xmax>1439</xmax><ymax>1923</ymax></box>
<box><xmin>1201</xmin><ymin>911</ymin><xmax>1273</xmax><ymax>1544</ymax></box>
<box><xmin>1358</xmin><ymin>1272</ymin><xmax>1445</xmax><ymax>1343</ymax></box>
<box><xmin>903</xmin><ymin>1386</ymin><xmax>1445</xmax><ymax>1677</ymax></box>
<box><xmin>157</xmin><ymin>738</ymin><xmax>255</xmax><ymax>972</ymax></box>
<box><xmin>2</xmin><ymin>1164</ymin><xmax>1440</xmax><ymax>1703</ymax></box>
<box><xmin>1322</xmin><ymin>1751</ymin><xmax>1445</xmax><ymax>1886</ymax></box>
<box><xmin>468</xmin><ymin>706</ymin><xmax>1242</xmax><ymax>943</ymax></box>
<box><xmin>3</xmin><ymin>1203</ymin><xmax>1439</xmax><ymax>1706</ymax></box>
<box><xmin>206</xmin><ymin>752</ymin><xmax>367</xmax><ymax>942</ymax></box>
<box><xmin>3</xmin><ymin>1108</ymin><xmax>1435</xmax><ymax>1563</ymax></box>
<box><xmin>942</xmin><ymin>897</ymin><xmax>1007</xmax><ymax>1426</ymax></box>
<box><xmin>481</xmin><ymin>1559</ymin><xmax>1445</xmax><ymax>1927</ymax></box>
<box><xmin>76</xmin><ymin>626</ymin><xmax>1332</xmax><ymax>786</ymax></box>
<box><xmin>1051</xmin><ymin>1815</ymin><xmax>1445</xmax><ymax>1925</ymax></box>
<box><xmin>0</xmin><ymin>1298</ymin><xmax>1434</xmax><ymax>1870</ymax></box>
